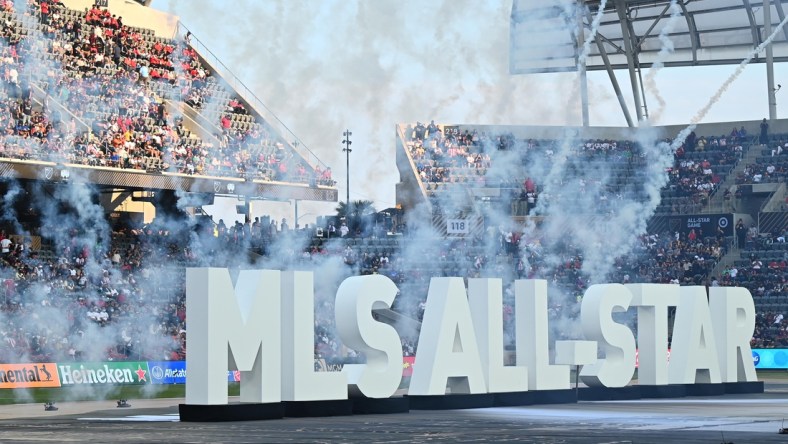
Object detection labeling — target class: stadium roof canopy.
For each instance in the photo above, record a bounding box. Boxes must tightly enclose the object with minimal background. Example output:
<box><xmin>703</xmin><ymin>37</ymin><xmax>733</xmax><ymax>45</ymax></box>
<box><xmin>510</xmin><ymin>0</ymin><xmax>788</xmax><ymax>125</ymax></box>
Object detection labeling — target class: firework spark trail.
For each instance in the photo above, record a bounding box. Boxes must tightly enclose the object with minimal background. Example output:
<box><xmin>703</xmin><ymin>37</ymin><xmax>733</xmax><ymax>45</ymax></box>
<box><xmin>671</xmin><ymin>9</ymin><xmax>788</xmax><ymax>149</ymax></box>
<box><xmin>643</xmin><ymin>0</ymin><xmax>681</xmax><ymax>122</ymax></box>
<box><xmin>577</xmin><ymin>0</ymin><xmax>608</xmax><ymax>64</ymax></box>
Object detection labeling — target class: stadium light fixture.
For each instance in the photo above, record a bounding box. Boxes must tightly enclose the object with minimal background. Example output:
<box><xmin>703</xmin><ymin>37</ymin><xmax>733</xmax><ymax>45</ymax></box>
<box><xmin>342</xmin><ymin>130</ymin><xmax>352</xmax><ymax>209</ymax></box>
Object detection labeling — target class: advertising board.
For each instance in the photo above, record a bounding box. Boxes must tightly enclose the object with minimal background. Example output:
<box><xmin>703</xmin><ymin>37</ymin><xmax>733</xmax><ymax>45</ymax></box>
<box><xmin>0</xmin><ymin>363</ymin><xmax>60</xmax><ymax>388</ymax></box>
<box><xmin>148</xmin><ymin>361</ymin><xmax>239</xmax><ymax>384</ymax></box>
<box><xmin>58</xmin><ymin>362</ymin><xmax>149</xmax><ymax>386</ymax></box>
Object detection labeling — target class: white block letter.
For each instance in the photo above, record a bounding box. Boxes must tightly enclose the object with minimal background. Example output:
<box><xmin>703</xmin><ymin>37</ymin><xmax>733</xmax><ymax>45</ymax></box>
<box><xmin>579</xmin><ymin>284</ymin><xmax>636</xmax><ymax>388</ymax></box>
<box><xmin>468</xmin><ymin>278</ymin><xmax>528</xmax><ymax>393</ymax></box>
<box><xmin>627</xmin><ymin>284</ymin><xmax>680</xmax><ymax>386</ymax></box>
<box><xmin>669</xmin><ymin>286</ymin><xmax>721</xmax><ymax>384</ymax></box>
<box><xmin>281</xmin><ymin>271</ymin><xmax>347</xmax><ymax>401</ymax></box>
<box><xmin>185</xmin><ymin>268</ymin><xmax>281</xmax><ymax>405</ymax></box>
<box><xmin>709</xmin><ymin>286</ymin><xmax>757</xmax><ymax>382</ymax></box>
<box><xmin>409</xmin><ymin>277</ymin><xmax>487</xmax><ymax>395</ymax></box>
<box><xmin>335</xmin><ymin>275</ymin><xmax>403</xmax><ymax>398</ymax></box>
<box><xmin>514</xmin><ymin>280</ymin><xmax>570</xmax><ymax>391</ymax></box>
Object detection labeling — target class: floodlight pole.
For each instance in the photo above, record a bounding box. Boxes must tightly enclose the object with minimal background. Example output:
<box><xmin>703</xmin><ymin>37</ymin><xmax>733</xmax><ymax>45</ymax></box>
<box><xmin>342</xmin><ymin>130</ymin><xmax>352</xmax><ymax>209</ymax></box>
<box><xmin>577</xmin><ymin>1</ymin><xmax>590</xmax><ymax>127</ymax></box>
<box><xmin>765</xmin><ymin>1</ymin><xmax>778</xmax><ymax>121</ymax></box>
<box><xmin>294</xmin><ymin>199</ymin><xmax>299</xmax><ymax>229</ymax></box>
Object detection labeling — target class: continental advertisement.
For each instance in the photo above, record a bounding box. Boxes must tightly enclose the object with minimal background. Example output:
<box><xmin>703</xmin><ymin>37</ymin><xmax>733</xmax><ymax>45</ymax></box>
<box><xmin>0</xmin><ymin>363</ymin><xmax>60</xmax><ymax>388</ymax></box>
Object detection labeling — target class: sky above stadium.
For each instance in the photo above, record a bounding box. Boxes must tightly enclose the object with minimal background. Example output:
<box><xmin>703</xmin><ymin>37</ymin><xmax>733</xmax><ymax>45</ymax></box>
<box><xmin>152</xmin><ymin>0</ymin><xmax>788</xmax><ymax>224</ymax></box>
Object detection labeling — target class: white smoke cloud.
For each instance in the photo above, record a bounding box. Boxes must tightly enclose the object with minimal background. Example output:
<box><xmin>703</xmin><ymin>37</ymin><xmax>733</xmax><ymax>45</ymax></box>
<box><xmin>157</xmin><ymin>0</ymin><xmax>581</xmax><ymax>217</ymax></box>
<box><xmin>157</xmin><ymin>0</ymin><xmax>788</xmax><ymax>221</ymax></box>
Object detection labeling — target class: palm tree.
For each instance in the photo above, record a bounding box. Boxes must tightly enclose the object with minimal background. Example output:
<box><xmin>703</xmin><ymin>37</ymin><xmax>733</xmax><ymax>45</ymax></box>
<box><xmin>335</xmin><ymin>200</ymin><xmax>376</xmax><ymax>235</ymax></box>
<box><xmin>335</xmin><ymin>201</ymin><xmax>350</xmax><ymax>220</ymax></box>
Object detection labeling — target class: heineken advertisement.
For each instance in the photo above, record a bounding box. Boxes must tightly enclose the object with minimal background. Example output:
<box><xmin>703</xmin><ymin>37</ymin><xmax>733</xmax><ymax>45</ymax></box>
<box><xmin>58</xmin><ymin>362</ymin><xmax>149</xmax><ymax>386</ymax></box>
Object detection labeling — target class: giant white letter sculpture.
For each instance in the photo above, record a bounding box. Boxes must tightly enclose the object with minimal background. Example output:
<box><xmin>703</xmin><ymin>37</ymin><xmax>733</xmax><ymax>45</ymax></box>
<box><xmin>669</xmin><ymin>286</ymin><xmax>721</xmax><ymax>384</ymax></box>
<box><xmin>281</xmin><ymin>271</ymin><xmax>347</xmax><ymax>401</ymax></box>
<box><xmin>185</xmin><ymin>268</ymin><xmax>281</xmax><ymax>404</ymax></box>
<box><xmin>468</xmin><ymin>278</ymin><xmax>529</xmax><ymax>392</ymax></box>
<box><xmin>515</xmin><ymin>279</ymin><xmax>570</xmax><ymax>390</ymax></box>
<box><xmin>709</xmin><ymin>286</ymin><xmax>757</xmax><ymax>382</ymax></box>
<box><xmin>335</xmin><ymin>274</ymin><xmax>403</xmax><ymax>398</ymax></box>
<box><xmin>579</xmin><ymin>284</ymin><xmax>636</xmax><ymax>388</ymax></box>
<box><xmin>410</xmin><ymin>277</ymin><xmax>487</xmax><ymax>395</ymax></box>
<box><xmin>627</xmin><ymin>283</ymin><xmax>680</xmax><ymax>386</ymax></box>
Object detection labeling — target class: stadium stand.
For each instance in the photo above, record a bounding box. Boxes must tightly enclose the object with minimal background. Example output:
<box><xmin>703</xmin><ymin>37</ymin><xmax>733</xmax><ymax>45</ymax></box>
<box><xmin>0</xmin><ymin>0</ymin><xmax>333</xmax><ymax>185</ymax></box>
<box><xmin>0</xmin><ymin>0</ymin><xmax>784</xmax><ymax>364</ymax></box>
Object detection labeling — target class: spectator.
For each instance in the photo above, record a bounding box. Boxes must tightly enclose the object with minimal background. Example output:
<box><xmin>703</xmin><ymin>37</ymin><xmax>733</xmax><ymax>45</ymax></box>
<box><xmin>760</xmin><ymin>118</ymin><xmax>769</xmax><ymax>145</ymax></box>
<box><xmin>736</xmin><ymin>219</ymin><xmax>747</xmax><ymax>249</ymax></box>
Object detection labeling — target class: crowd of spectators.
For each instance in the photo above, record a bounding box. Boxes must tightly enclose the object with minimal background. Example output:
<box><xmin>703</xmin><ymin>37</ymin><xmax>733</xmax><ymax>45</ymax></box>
<box><xmin>404</xmin><ymin>122</ymin><xmax>742</xmax><ymax>218</ymax></box>
<box><xmin>0</xmin><ymin>226</ymin><xmax>188</xmax><ymax>363</ymax></box>
<box><xmin>0</xmin><ymin>0</ymin><xmax>333</xmax><ymax>186</ymax></box>
<box><xmin>716</xmin><ymin>224</ymin><xmax>788</xmax><ymax>347</ymax></box>
<box><xmin>5</xmin><ymin>201</ymin><xmax>783</xmax><ymax>365</ymax></box>
<box><xmin>0</xmin><ymin>186</ymin><xmax>780</xmax><ymax>366</ymax></box>
<box><xmin>752</xmin><ymin>312</ymin><xmax>788</xmax><ymax>347</ymax></box>
<box><xmin>736</xmin><ymin>135</ymin><xmax>788</xmax><ymax>185</ymax></box>
<box><xmin>0</xmin><ymin>212</ymin><xmax>395</xmax><ymax>364</ymax></box>
<box><xmin>656</xmin><ymin>131</ymin><xmax>741</xmax><ymax>215</ymax></box>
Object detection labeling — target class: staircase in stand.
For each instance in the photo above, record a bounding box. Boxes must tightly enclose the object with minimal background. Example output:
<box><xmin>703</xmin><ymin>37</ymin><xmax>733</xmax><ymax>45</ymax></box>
<box><xmin>703</xmin><ymin>140</ymin><xmax>760</xmax><ymax>214</ymax></box>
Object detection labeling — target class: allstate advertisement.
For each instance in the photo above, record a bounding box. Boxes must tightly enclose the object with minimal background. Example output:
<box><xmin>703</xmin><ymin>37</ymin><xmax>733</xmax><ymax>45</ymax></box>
<box><xmin>148</xmin><ymin>361</ymin><xmax>239</xmax><ymax>384</ymax></box>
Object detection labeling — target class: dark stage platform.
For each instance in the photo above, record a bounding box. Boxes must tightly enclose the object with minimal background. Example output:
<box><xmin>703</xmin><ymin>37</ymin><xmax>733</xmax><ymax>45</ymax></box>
<box><xmin>1</xmin><ymin>390</ymin><xmax>788</xmax><ymax>443</ymax></box>
<box><xmin>176</xmin><ymin>381</ymin><xmax>764</xmax><ymax>420</ymax></box>
<box><xmin>0</xmin><ymin>381</ymin><xmax>777</xmax><ymax>443</ymax></box>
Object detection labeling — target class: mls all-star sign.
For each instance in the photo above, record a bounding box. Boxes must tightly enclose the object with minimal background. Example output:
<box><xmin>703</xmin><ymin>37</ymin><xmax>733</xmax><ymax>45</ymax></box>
<box><xmin>184</xmin><ymin>269</ymin><xmax>757</xmax><ymax>405</ymax></box>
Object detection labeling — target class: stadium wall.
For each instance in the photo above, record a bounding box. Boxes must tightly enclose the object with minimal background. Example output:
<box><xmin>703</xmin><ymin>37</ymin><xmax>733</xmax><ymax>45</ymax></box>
<box><xmin>435</xmin><ymin>118</ymin><xmax>788</xmax><ymax>142</ymax></box>
<box><xmin>659</xmin><ymin>118</ymin><xmax>788</xmax><ymax>140</ymax></box>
